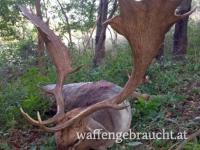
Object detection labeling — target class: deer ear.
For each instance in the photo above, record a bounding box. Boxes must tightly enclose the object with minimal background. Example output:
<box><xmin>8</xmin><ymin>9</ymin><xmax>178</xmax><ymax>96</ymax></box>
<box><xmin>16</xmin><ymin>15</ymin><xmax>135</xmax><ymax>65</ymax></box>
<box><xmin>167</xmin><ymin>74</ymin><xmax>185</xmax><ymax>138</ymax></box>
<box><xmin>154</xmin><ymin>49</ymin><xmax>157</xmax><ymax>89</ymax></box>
<box><xmin>86</xmin><ymin>118</ymin><xmax>109</xmax><ymax>133</ymax></box>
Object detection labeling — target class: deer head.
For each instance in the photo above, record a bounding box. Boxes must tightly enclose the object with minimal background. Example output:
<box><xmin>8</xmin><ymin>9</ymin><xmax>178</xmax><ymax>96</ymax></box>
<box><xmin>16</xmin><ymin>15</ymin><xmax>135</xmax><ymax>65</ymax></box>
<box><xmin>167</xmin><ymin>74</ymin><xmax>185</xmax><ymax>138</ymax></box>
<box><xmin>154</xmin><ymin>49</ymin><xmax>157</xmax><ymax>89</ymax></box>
<box><xmin>19</xmin><ymin>0</ymin><xmax>195</xmax><ymax>149</ymax></box>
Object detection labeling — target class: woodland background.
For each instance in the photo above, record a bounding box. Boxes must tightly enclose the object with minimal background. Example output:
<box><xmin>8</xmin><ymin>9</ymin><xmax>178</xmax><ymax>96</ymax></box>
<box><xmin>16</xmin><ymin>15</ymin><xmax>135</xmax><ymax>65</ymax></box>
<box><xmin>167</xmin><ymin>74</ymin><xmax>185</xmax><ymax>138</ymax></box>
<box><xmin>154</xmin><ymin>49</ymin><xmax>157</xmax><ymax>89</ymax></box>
<box><xmin>0</xmin><ymin>0</ymin><xmax>200</xmax><ymax>149</ymax></box>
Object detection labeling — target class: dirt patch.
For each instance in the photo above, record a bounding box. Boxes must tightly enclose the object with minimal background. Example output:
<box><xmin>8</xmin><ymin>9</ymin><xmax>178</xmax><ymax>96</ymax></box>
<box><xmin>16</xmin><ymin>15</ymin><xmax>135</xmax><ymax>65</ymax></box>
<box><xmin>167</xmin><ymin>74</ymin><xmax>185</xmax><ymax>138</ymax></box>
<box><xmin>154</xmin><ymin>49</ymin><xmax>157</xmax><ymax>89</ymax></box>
<box><xmin>0</xmin><ymin>128</ymin><xmax>52</xmax><ymax>149</ymax></box>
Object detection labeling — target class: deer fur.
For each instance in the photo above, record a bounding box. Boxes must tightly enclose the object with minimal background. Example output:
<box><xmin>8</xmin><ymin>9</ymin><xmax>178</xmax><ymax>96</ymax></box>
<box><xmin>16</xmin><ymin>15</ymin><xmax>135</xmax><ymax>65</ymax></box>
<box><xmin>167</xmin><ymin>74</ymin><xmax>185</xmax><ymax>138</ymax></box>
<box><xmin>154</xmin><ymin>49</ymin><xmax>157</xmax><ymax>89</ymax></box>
<box><xmin>43</xmin><ymin>80</ymin><xmax>132</xmax><ymax>150</ymax></box>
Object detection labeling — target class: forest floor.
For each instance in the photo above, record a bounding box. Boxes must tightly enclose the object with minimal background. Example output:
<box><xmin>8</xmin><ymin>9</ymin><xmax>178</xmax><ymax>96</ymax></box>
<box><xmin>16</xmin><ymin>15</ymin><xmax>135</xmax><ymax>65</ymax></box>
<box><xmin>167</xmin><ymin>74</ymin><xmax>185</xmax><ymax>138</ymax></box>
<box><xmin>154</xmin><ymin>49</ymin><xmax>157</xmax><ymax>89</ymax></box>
<box><xmin>1</xmin><ymin>63</ymin><xmax>200</xmax><ymax>150</ymax></box>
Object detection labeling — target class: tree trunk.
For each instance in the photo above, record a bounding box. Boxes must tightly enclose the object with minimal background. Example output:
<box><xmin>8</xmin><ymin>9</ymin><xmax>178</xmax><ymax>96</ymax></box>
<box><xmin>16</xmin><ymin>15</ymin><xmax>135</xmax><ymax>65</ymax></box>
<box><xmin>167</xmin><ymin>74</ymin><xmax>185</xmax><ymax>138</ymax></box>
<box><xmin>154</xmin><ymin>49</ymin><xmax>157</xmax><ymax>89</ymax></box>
<box><xmin>93</xmin><ymin>0</ymin><xmax>118</xmax><ymax>67</ymax></box>
<box><xmin>35</xmin><ymin>0</ymin><xmax>46</xmax><ymax>75</ymax></box>
<box><xmin>93</xmin><ymin>0</ymin><xmax>108</xmax><ymax>67</ymax></box>
<box><xmin>172</xmin><ymin>0</ymin><xmax>192</xmax><ymax>60</ymax></box>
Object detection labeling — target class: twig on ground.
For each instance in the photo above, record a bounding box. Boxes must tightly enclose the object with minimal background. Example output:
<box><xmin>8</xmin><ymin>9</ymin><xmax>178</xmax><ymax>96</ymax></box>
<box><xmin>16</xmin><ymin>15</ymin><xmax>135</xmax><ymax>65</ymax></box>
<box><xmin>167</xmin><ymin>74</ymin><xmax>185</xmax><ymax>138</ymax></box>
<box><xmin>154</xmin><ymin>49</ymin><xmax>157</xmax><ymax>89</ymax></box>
<box><xmin>175</xmin><ymin>128</ymin><xmax>200</xmax><ymax>150</ymax></box>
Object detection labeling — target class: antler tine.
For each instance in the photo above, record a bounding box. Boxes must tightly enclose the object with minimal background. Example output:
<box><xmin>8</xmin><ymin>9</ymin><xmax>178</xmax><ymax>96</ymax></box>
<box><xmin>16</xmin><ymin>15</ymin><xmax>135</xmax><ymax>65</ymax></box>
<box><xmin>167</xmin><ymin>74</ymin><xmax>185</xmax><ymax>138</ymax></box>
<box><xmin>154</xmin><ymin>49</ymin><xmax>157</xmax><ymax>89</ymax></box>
<box><xmin>20</xmin><ymin>107</ymin><xmax>64</xmax><ymax>125</ymax></box>
<box><xmin>172</xmin><ymin>7</ymin><xmax>196</xmax><ymax>22</ymax></box>
<box><xmin>103</xmin><ymin>16</ymin><xmax>125</xmax><ymax>36</ymax></box>
<box><xmin>20</xmin><ymin>107</ymin><xmax>41</xmax><ymax>126</ymax></box>
<box><xmin>36</xmin><ymin>111</ymin><xmax>55</xmax><ymax>132</ymax></box>
<box><xmin>33</xmin><ymin>103</ymin><xmax>129</xmax><ymax>132</ymax></box>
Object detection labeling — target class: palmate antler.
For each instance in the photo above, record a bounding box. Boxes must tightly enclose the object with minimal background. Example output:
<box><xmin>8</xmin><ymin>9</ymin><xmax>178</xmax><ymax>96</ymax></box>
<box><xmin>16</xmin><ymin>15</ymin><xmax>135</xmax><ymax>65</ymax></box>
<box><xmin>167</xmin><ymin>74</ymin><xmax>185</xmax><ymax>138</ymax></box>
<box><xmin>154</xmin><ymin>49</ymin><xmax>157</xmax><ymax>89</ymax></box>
<box><xmin>19</xmin><ymin>0</ymin><xmax>195</xmax><ymax>132</ymax></box>
<box><xmin>19</xmin><ymin>5</ymin><xmax>73</xmax><ymax>125</ymax></box>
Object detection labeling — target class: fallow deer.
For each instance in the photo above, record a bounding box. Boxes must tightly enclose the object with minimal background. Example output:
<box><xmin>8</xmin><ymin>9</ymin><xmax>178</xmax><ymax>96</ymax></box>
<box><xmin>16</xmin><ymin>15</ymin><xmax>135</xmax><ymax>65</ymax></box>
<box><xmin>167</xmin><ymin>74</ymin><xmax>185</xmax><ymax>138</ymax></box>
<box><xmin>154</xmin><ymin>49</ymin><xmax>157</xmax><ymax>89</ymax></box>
<box><xmin>19</xmin><ymin>0</ymin><xmax>195</xmax><ymax>149</ymax></box>
<box><xmin>43</xmin><ymin>81</ymin><xmax>132</xmax><ymax>150</ymax></box>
